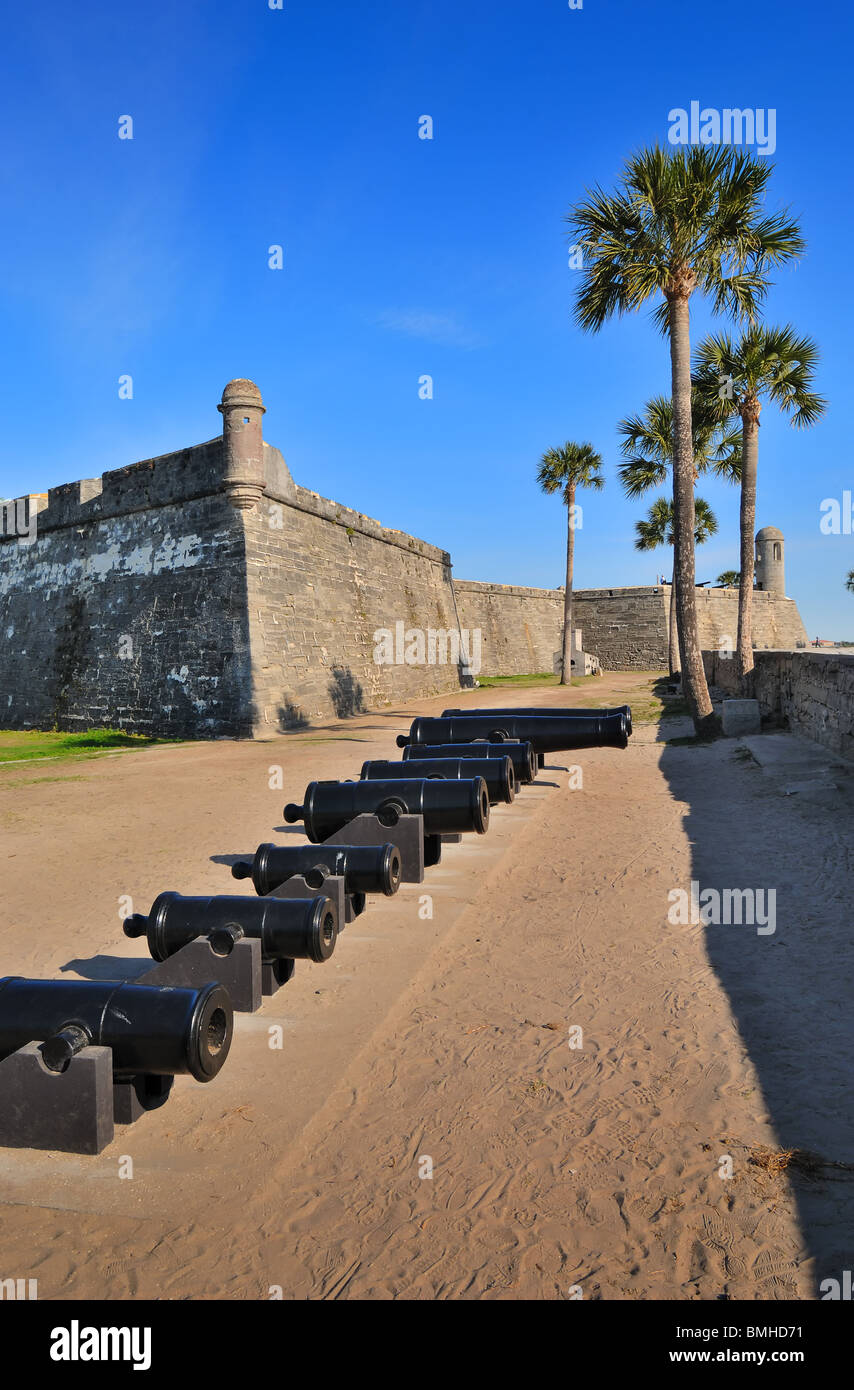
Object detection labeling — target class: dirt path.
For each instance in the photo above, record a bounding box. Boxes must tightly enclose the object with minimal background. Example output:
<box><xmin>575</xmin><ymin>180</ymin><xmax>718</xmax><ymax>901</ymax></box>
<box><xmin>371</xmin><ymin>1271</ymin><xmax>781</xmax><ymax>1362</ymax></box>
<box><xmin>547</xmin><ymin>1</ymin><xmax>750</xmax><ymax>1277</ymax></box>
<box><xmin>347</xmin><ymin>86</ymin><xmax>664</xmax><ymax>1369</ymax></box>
<box><xmin>2</xmin><ymin>673</ymin><xmax>847</xmax><ymax>1299</ymax></box>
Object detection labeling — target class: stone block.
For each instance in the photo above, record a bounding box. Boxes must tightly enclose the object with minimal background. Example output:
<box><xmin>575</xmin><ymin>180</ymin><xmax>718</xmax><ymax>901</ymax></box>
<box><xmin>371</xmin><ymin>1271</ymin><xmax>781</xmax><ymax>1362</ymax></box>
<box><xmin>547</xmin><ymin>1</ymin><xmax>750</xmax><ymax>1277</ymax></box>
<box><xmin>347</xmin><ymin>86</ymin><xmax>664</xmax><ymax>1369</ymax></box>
<box><xmin>721</xmin><ymin>698</ymin><xmax>762</xmax><ymax>737</ymax></box>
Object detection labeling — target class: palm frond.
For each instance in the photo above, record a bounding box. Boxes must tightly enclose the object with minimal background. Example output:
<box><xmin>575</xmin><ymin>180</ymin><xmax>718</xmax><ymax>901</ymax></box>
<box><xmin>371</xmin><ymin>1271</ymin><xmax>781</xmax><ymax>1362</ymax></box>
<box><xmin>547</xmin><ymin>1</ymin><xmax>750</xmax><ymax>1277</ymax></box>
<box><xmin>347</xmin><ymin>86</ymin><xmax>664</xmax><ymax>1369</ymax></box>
<box><xmin>566</xmin><ymin>144</ymin><xmax>805</xmax><ymax>337</ymax></box>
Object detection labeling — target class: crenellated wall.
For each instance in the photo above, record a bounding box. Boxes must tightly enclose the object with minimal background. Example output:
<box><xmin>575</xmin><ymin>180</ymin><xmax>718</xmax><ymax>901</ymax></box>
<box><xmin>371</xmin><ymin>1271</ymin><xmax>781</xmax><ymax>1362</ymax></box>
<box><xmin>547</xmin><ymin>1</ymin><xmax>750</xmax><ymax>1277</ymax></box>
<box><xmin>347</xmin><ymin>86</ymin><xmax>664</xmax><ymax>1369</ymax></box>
<box><xmin>0</xmin><ymin>381</ymin><xmax>811</xmax><ymax>737</ymax></box>
<box><xmin>0</xmin><ymin>440</ymin><xmax>255</xmax><ymax>736</ymax></box>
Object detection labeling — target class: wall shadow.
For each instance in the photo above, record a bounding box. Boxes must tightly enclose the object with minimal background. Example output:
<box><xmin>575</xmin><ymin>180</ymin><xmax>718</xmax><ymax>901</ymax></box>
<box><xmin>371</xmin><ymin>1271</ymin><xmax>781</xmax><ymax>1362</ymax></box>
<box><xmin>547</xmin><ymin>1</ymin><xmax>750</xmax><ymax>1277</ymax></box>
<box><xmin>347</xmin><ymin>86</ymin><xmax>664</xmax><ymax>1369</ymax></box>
<box><xmin>328</xmin><ymin>666</ymin><xmax>366</xmax><ymax>718</ymax></box>
<box><xmin>278</xmin><ymin>698</ymin><xmax>310</xmax><ymax>731</ymax></box>
<box><xmin>658</xmin><ymin>738</ymin><xmax>854</xmax><ymax>1294</ymax></box>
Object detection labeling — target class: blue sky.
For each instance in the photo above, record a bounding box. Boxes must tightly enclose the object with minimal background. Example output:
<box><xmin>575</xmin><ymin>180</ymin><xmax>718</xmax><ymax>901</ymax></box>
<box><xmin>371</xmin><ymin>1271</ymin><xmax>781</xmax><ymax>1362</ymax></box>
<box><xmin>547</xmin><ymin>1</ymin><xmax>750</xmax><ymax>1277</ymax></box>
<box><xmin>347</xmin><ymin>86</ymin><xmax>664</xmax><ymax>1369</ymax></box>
<box><xmin>2</xmin><ymin>0</ymin><xmax>851</xmax><ymax>638</ymax></box>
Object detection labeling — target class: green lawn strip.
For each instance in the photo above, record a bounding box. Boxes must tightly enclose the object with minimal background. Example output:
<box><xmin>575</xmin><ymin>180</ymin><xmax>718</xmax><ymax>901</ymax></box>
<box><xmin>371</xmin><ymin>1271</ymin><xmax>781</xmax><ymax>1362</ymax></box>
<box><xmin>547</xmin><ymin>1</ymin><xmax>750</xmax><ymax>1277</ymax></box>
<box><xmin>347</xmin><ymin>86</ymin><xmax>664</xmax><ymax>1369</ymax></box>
<box><xmin>475</xmin><ymin>672</ymin><xmax>611</xmax><ymax>690</ymax></box>
<box><xmin>474</xmin><ymin>671</ymin><xmax>681</xmax><ymax>725</ymax></box>
<box><xmin>0</xmin><ymin>729</ymin><xmax>184</xmax><ymax>765</ymax></box>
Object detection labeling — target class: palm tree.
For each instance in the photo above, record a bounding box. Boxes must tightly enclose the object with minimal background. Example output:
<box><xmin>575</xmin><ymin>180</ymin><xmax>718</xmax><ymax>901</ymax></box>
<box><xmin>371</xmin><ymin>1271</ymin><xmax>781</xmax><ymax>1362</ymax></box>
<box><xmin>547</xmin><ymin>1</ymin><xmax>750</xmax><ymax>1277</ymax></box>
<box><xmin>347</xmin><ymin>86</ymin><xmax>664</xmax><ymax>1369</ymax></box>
<box><xmin>846</xmin><ymin>572</ymin><xmax>854</xmax><ymax>594</ymax></box>
<box><xmin>635</xmin><ymin>496</ymin><xmax>718</xmax><ymax>676</ymax></box>
<box><xmin>717</xmin><ymin>570</ymin><xmax>741</xmax><ymax>587</ymax></box>
<box><xmin>618</xmin><ymin>392</ymin><xmax>742</xmax><ymax>498</ymax></box>
<box><xmin>567</xmin><ymin>144</ymin><xmax>804</xmax><ymax>734</ymax></box>
<box><xmin>619</xmin><ymin>392</ymin><xmax>739</xmax><ymax>676</ymax></box>
<box><xmin>694</xmin><ymin>325</ymin><xmax>825</xmax><ymax>679</ymax></box>
<box><xmin>618</xmin><ymin>392</ymin><xmax>740</xmax><ymax>674</ymax></box>
<box><xmin>537</xmin><ymin>441</ymin><xmax>604</xmax><ymax>684</ymax></box>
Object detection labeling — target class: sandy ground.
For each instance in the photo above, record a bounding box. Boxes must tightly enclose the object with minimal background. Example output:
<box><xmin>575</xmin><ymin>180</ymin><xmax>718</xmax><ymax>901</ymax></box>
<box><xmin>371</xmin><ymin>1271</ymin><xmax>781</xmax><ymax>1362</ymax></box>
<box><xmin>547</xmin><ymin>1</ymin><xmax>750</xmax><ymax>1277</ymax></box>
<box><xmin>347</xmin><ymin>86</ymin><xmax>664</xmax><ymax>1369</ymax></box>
<box><xmin>1</xmin><ymin>671</ymin><xmax>852</xmax><ymax>1300</ymax></box>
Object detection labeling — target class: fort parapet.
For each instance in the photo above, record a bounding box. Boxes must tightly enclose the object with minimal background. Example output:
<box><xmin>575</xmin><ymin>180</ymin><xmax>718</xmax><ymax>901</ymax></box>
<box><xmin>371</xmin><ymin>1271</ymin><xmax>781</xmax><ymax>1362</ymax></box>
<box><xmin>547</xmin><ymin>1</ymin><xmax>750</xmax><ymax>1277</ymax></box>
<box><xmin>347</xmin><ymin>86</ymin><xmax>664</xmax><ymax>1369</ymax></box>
<box><xmin>0</xmin><ymin>380</ymin><xmax>808</xmax><ymax>737</ymax></box>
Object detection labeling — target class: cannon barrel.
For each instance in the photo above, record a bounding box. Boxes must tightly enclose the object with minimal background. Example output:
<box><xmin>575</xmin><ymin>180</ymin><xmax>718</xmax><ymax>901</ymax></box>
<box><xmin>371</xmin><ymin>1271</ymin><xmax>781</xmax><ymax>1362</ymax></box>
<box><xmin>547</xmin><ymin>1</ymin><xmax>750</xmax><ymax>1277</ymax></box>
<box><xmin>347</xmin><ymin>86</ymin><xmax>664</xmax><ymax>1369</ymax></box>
<box><xmin>0</xmin><ymin>977</ymin><xmax>232</xmax><ymax>1083</ymax></box>
<box><xmin>124</xmin><ymin>892</ymin><xmax>338</xmax><ymax>965</ymax></box>
<box><xmin>396</xmin><ymin>712</ymin><xmax>629</xmax><ymax>753</ymax></box>
<box><xmin>360</xmin><ymin>757</ymin><xmax>515</xmax><ymax>805</ymax></box>
<box><xmin>231</xmin><ymin>842</ymin><xmax>402</xmax><ymax>898</ymax></box>
<box><xmin>283</xmin><ymin>777</ymin><xmax>489</xmax><ymax>842</ymax></box>
<box><xmin>442</xmin><ymin>704</ymin><xmax>633</xmax><ymax>737</ymax></box>
<box><xmin>401</xmin><ymin>740</ymin><xmax>537</xmax><ymax>785</ymax></box>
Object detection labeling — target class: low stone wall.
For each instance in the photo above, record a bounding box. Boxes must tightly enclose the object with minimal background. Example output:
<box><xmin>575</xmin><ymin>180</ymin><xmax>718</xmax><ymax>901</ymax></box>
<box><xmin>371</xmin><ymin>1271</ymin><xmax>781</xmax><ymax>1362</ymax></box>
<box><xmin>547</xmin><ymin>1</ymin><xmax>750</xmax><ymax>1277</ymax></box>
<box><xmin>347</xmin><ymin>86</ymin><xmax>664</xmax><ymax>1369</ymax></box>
<box><xmin>703</xmin><ymin>650</ymin><xmax>854</xmax><ymax>760</ymax></box>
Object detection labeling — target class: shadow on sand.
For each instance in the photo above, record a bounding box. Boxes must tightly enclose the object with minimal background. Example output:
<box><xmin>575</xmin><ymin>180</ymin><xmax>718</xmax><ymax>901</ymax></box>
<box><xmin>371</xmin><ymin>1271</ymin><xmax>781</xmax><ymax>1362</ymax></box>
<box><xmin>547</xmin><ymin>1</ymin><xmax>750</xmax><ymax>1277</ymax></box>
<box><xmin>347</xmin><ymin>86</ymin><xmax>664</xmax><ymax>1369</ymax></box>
<box><xmin>658</xmin><ymin>735</ymin><xmax>854</xmax><ymax>1293</ymax></box>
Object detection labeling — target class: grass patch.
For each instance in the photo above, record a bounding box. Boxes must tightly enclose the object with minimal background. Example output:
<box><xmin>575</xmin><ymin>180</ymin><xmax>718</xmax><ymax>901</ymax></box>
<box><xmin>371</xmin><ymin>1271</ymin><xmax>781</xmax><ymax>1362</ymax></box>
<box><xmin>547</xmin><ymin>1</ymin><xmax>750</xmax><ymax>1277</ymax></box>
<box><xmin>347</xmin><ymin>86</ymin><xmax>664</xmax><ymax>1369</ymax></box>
<box><xmin>0</xmin><ymin>774</ymin><xmax>90</xmax><ymax>790</ymax></box>
<box><xmin>0</xmin><ymin>728</ymin><xmax>182</xmax><ymax>766</ymax></box>
<box><xmin>630</xmin><ymin>698</ymin><xmax>689</xmax><ymax>723</ymax></box>
<box><xmin>475</xmin><ymin>672</ymin><xmax>607</xmax><ymax>691</ymax></box>
<box><xmin>472</xmin><ymin>670</ymin><xmax>689</xmax><ymax>726</ymax></box>
<box><xmin>475</xmin><ymin>672</ymin><xmax>560</xmax><ymax>689</ymax></box>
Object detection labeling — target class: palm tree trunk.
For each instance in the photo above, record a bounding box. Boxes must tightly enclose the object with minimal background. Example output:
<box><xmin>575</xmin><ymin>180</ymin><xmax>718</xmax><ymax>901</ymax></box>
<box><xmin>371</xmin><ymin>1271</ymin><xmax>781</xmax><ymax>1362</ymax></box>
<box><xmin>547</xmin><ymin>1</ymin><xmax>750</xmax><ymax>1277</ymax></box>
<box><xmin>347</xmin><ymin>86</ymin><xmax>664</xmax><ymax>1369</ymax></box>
<box><xmin>668</xmin><ymin>561</ymin><xmax>678</xmax><ymax>677</ymax></box>
<box><xmin>668</xmin><ymin>293</ymin><xmax>715</xmax><ymax>733</ymax></box>
<box><xmin>737</xmin><ymin>405</ymin><xmax>760</xmax><ymax>681</ymax></box>
<box><xmin>560</xmin><ymin>486</ymin><xmax>575</xmax><ymax>685</ymax></box>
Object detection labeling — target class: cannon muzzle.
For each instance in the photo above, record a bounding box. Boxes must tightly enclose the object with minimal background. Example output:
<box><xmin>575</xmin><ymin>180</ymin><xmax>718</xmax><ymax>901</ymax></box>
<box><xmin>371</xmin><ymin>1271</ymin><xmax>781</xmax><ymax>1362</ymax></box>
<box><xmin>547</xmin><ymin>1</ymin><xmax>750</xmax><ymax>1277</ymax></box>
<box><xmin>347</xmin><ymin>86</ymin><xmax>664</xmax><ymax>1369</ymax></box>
<box><xmin>0</xmin><ymin>977</ymin><xmax>233</xmax><ymax>1083</ymax></box>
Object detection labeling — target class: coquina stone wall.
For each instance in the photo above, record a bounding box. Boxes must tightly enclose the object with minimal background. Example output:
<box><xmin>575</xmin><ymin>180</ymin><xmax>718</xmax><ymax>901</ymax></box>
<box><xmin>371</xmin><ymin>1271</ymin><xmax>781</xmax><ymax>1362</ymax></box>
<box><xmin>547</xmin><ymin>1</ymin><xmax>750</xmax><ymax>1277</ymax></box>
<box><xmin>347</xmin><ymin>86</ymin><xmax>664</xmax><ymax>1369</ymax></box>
<box><xmin>694</xmin><ymin>587</ymin><xmax>808</xmax><ymax>652</ymax></box>
<box><xmin>570</xmin><ymin>589</ymin><xmax>671</xmax><ymax>669</ymax></box>
<box><xmin>568</xmin><ymin>586</ymin><xmax>809</xmax><ymax>672</ymax></box>
<box><xmin>0</xmin><ymin>379</ymin><xmax>812</xmax><ymax>737</ymax></box>
<box><xmin>243</xmin><ymin>471</ymin><xmax>463</xmax><ymax>732</ymax></box>
<box><xmin>452</xmin><ymin>581</ymin><xmax>564</xmax><ymax>677</ymax></box>
<box><xmin>0</xmin><ymin>440</ymin><xmax>255</xmax><ymax>737</ymax></box>
<box><xmin>703</xmin><ymin>649</ymin><xmax>854</xmax><ymax>760</ymax></box>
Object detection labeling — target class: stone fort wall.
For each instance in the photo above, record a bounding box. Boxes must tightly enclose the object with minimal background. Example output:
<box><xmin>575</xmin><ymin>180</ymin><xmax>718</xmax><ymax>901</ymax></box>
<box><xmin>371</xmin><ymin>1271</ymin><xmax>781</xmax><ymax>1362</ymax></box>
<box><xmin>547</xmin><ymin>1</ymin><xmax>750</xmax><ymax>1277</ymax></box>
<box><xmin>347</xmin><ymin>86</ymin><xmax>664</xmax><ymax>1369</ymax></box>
<box><xmin>0</xmin><ymin>440</ymin><xmax>255</xmax><ymax>738</ymax></box>
<box><xmin>570</xmin><ymin>586</ymin><xmax>808</xmax><ymax>671</ymax></box>
<box><xmin>0</xmin><ymin>382</ymin><xmax>809</xmax><ymax>736</ymax></box>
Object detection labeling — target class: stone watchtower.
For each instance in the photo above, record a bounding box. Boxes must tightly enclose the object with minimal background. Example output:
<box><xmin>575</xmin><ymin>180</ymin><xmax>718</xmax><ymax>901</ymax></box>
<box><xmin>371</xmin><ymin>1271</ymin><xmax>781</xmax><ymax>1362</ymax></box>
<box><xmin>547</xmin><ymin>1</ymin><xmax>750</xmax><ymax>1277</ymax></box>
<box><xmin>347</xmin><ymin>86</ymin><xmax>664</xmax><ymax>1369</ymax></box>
<box><xmin>755</xmin><ymin>526</ymin><xmax>786</xmax><ymax>595</ymax></box>
<box><xmin>217</xmin><ymin>378</ymin><xmax>266</xmax><ymax>510</ymax></box>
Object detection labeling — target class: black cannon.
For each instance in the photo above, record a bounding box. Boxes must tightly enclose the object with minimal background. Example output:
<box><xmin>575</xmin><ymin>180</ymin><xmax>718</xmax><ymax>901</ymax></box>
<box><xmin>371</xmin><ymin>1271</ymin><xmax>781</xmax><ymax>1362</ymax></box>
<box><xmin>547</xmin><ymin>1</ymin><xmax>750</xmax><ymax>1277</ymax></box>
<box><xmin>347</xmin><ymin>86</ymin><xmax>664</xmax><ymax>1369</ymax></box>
<box><xmin>400</xmin><ymin>740</ymin><xmax>537</xmax><ymax>785</ymax></box>
<box><xmin>397</xmin><ymin>712</ymin><xmax>629</xmax><ymax>753</ymax></box>
<box><xmin>360</xmin><ymin>757</ymin><xmax>515</xmax><ymax>805</ymax></box>
<box><xmin>231</xmin><ymin>842</ymin><xmax>402</xmax><ymax>900</ymax></box>
<box><xmin>124</xmin><ymin>892</ymin><xmax>338</xmax><ymax>966</ymax></box>
<box><xmin>442</xmin><ymin>704</ymin><xmax>633</xmax><ymax>737</ymax></box>
<box><xmin>0</xmin><ymin>977</ymin><xmax>232</xmax><ymax>1082</ymax></box>
<box><xmin>284</xmin><ymin>777</ymin><xmax>490</xmax><ymax>842</ymax></box>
